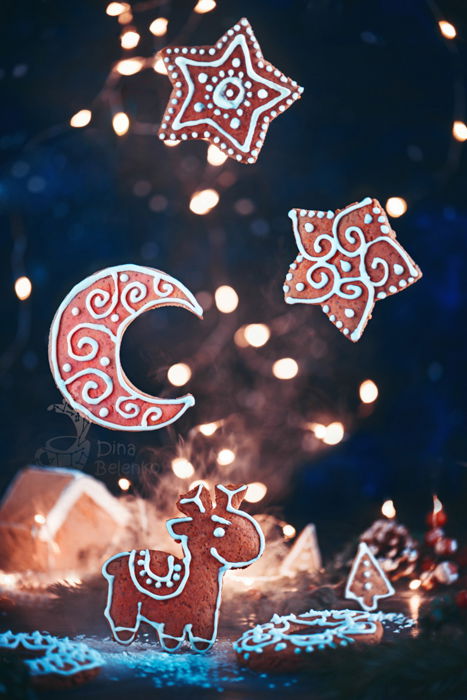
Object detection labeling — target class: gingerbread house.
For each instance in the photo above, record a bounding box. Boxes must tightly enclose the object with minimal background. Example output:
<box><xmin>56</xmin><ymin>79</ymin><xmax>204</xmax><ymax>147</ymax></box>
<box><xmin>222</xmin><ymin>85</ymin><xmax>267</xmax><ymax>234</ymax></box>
<box><xmin>0</xmin><ymin>466</ymin><xmax>129</xmax><ymax>573</ymax></box>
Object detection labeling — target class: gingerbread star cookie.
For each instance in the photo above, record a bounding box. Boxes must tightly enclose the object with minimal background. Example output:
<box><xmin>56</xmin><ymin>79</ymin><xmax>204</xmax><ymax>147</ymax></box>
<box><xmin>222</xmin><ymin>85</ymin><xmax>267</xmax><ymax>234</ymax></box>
<box><xmin>157</xmin><ymin>18</ymin><xmax>303</xmax><ymax>164</ymax></box>
<box><xmin>284</xmin><ymin>197</ymin><xmax>422</xmax><ymax>341</ymax></box>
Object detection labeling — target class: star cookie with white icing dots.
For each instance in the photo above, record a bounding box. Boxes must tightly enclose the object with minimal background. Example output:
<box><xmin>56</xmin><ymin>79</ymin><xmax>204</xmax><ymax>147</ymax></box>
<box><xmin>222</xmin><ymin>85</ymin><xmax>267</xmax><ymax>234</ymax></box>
<box><xmin>156</xmin><ymin>18</ymin><xmax>303</xmax><ymax>164</ymax></box>
<box><xmin>284</xmin><ymin>197</ymin><xmax>422</xmax><ymax>342</ymax></box>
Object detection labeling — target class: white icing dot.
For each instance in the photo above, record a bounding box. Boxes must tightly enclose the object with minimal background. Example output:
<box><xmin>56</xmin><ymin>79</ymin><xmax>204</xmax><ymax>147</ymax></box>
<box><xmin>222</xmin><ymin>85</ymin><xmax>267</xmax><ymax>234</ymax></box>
<box><xmin>363</xmin><ymin>571</ymin><xmax>371</xmax><ymax>578</ymax></box>
<box><xmin>155</xmin><ymin>581</ymin><xmax>161</xmax><ymax>588</ymax></box>
<box><xmin>191</xmin><ymin>132</ymin><xmax>198</xmax><ymax>138</ymax></box>
<box><xmin>300</xmin><ymin>209</ymin><xmax>307</xmax><ymax>216</ymax></box>
<box><xmin>146</xmin><ymin>578</ymin><xmax>152</xmax><ymax>585</ymax></box>
<box><xmin>283</xmin><ymin>285</ymin><xmax>289</xmax><ymax>292</ymax></box>
<box><xmin>230</xmin><ymin>117</ymin><xmax>240</xmax><ymax>129</ymax></box>
<box><xmin>377</xmin><ymin>292</ymin><xmax>386</xmax><ymax>299</ymax></box>
<box><xmin>120</xmin><ymin>273</ymin><xmax>129</xmax><ymax>282</ymax></box>
<box><xmin>408</xmin><ymin>277</ymin><xmax>414</xmax><ymax>283</ymax></box>
<box><xmin>326</xmin><ymin>210</ymin><xmax>334</xmax><ymax>218</ymax></box>
<box><xmin>344</xmin><ymin>308</ymin><xmax>355</xmax><ymax>318</ymax></box>
<box><xmin>317</xmin><ymin>211</ymin><xmax>325</xmax><ymax>218</ymax></box>
<box><xmin>71</xmin><ymin>307</ymin><xmax>80</xmax><ymax>316</ymax></box>
<box><xmin>296</xmin><ymin>255</ymin><xmax>303</xmax><ymax>262</ymax></box>
<box><xmin>329</xmin><ymin>314</ymin><xmax>336</xmax><ymax>322</ymax></box>
<box><xmin>364</xmin><ymin>214</ymin><xmax>372</xmax><ymax>224</ymax></box>
<box><xmin>198</xmin><ymin>73</ymin><xmax>208</xmax><ymax>83</ymax></box>
<box><xmin>167</xmin><ymin>581</ymin><xmax>174</xmax><ymax>588</ymax></box>
<box><xmin>290</xmin><ymin>263</ymin><xmax>297</xmax><ymax>270</ymax></box>
<box><xmin>100</xmin><ymin>356</ymin><xmax>110</xmax><ymax>367</ymax></box>
<box><xmin>389</xmin><ymin>285</ymin><xmax>397</xmax><ymax>293</ymax></box>
<box><xmin>394</xmin><ymin>264</ymin><xmax>404</xmax><ymax>275</ymax></box>
<box><xmin>336</xmin><ymin>320</ymin><xmax>343</xmax><ymax>328</ymax></box>
<box><xmin>304</xmin><ymin>223</ymin><xmax>314</xmax><ymax>233</ymax></box>
<box><xmin>232</xmin><ymin>58</ymin><xmax>241</xmax><ymax>68</ymax></box>
<box><xmin>111</xmin><ymin>313</ymin><xmax>119</xmax><ymax>322</ymax></box>
<box><xmin>62</xmin><ymin>363</ymin><xmax>72</xmax><ymax>373</ymax></box>
<box><xmin>372</xmin><ymin>207</ymin><xmax>380</xmax><ymax>214</ymax></box>
<box><xmin>286</xmin><ymin>273</ymin><xmax>293</xmax><ymax>281</ymax></box>
<box><xmin>363</xmin><ymin>560</ymin><xmax>370</xmax><ymax>566</ymax></box>
<box><xmin>340</xmin><ymin>260</ymin><xmax>352</xmax><ymax>272</ymax></box>
<box><xmin>173</xmin><ymin>573</ymin><xmax>180</xmax><ymax>581</ymax></box>
<box><xmin>194</xmin><ymin>102</ymin><xmax>205</xmax><ymax>113</ymax></box>
<box><xmin>99</xmin><ymin>407</ymin><xmax>109</xmax><ymax>418</ymax></box>
<box><xmin>381</xmin><ymin>225</ymin><xmax>390</xmax><ymax>234</ymax></box>
<box><xmin>258</xmin><ymin>89</ymin><xmax>268</xmax><ymax>99</ymax></box>
<box><xmin>343</xmin><ymin>328</ymin><xmax>349</xmax><ymax>335</ymax></box>
<box><xmin>174</xmin><ymin>564</ymin><xmax>182</xmax><ymax>571</ymax></box>
<box><xmin>213</xmin><ymin>527</ymin><xmax>226</xmax><ymax>537</ymax></box>
<box><xmin>377</xmin><ymin>215</ymin><xmax>385</xmax><ymax>223</ymax></box>
<box><xmin>323</xmin><ymin>305</ymin><xmax>330</xmax><ymax>313</ymax></box>
<box><xmin>399</xmin><ymin>279</ymin><xmax>407</xmax><ymax>287</ymax></box>
<box><xmin>364</xmin><ymin>582</ymin><xmax>373</xmax><ymax>590</ymax></box>
<box><xmin>296</xmin><ymin>282</ymin><xmax>305</xmax><ymax>292</ymax></box>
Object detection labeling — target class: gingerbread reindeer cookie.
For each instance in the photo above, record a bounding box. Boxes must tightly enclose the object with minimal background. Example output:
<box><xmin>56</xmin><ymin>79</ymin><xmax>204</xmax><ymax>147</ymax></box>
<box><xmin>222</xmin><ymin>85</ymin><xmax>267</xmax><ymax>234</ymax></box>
<box><xmin>102</xmin><ymin>483</ymin><xmax>265</xmax><ymax>652</ymax></box>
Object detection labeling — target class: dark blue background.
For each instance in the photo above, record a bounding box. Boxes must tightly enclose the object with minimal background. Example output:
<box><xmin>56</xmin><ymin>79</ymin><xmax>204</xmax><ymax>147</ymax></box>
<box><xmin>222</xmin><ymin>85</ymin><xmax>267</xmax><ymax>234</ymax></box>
<box><xmin>1</xmin><ymin>0</ymin><xmax>466</xmax><ymax>547</ymax></box>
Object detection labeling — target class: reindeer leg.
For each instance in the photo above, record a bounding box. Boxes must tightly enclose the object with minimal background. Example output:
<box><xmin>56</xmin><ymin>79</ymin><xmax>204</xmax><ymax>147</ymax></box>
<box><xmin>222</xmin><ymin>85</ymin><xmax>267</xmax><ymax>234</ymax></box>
<box><xmin>188</xmin><ymin>622</ymin><xmax>217</xmax><ymax>652</ymax></box>
<box><xmin>108</xmin><ymin>601</ymin><xmax>142</xmax><ymax>645</ymax></box>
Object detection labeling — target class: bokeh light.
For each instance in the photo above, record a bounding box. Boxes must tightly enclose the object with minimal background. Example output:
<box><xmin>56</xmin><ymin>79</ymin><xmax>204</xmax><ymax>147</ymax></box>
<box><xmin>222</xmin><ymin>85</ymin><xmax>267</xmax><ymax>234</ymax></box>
<box><xmin>438</xmin><ymin>20</ymin><xmax>456</xmax><ymax>39</ymax></box>
<box><xmin>14</xmin><ymin>276</ymin><xmax>32</xmax><ymax>301</ymax></box>
<box><xmin>272</xmin><ymin>358</ymin><xmax>298</xmax><ymax>379</ymax></box>
<box><xmin>322</xmin><ymin>421</ymin><xmax>344</xmax><ymax>445</ymax></box>
<box><xmin>215</xmin><ymin>285</ymin><xmax>239</xmax><ymax>313</ymax></box>
<box><xmin>453</xmin><ymin>121</ymin><xmax>467</xmax><ymax>142</ymax></box>
<box><xmin>198</xmin><ymin>422</ymin><xmax>219</xmax><ymax>436</ymax></box>
<box><xmin>189</xmin><ymin>188</ymin><xmax>220</xmax><ymax>215</ymax></box>
<box><xmin>70</xmin><ymin>109</ymin><xmax>92</xmax><ymax>128</ymax></box>
<box><xmin>217</xmin><ymin>448</ymin><xmax>235</xmax><ymax>466</ymax></box>
<box><xmin>385</xmin><ymin>197</ymin><xmax>407</xmax><ymax>218</ymax></box>
<box><xmin>118</xmin><ymin>478</ymin><xmax>131</xmax><ymax>491</ymax></box>
<box><xmin>153</xmin><ymin>57</ymin><xmax>168</xmax><ymax>75</ymax></box>
<box><xmin>244</xmin><ymin>323</ymin><xmax>270</xmax><ymax>347</ymax></box>
<box><xmin>167</xmin><ymin>362</ymin><xmax>192</xmax><ymax>386</ymax></box>
<box><xmin>120</xmin><ymin>29</ymin><xmax>140</xmax><ymax>49</ymax></box>
<box><xmin>245</xmin><ymin>482</ymin><xmax>267</xmax><ymax>503</ymax></box>
<box><xmin>207</xmin><ymin>144</ymin><xmax>228</xmax><ymax>166</ymax></box>
<box><xmin>359</xmin><ymin>379</ymin><xmax>379</xmax><ymax>403</ymax></box>
<box><xmin>171</xmin><ymin>457</ymin><xmax>195</xmax><ymax>479</ymax></box>
<box><xmin>381</xmin><ymin>499</ymin><xmax>396</xmax><ymax>518</ymax></box>
<box><xmin>149</xmin><ymin>17</ymin><xmax>168</xmax><ymax>36</ymax></box>
<box><xmin>106</xmin><ymin>2</ymin><xmax>129</xmax><ymax>16</ymax></box>
<box><xmin>194</xmin><ymin>0</ymin><xmax>216</xmax><ymax>13</ymax></box>
<box><xmin>116</xmin><ymin>58</ymin><xmax>144</xmax><ymax>76</ymax></box>
<box><xmin>282</xmin><ymin>523</ymin><xmax>296</xmax><ymax>538</ymax></box>
<box><xmin>34</xmin><ymin>513</ymin><xmax>46</xmax><ymax>525</ymax></box>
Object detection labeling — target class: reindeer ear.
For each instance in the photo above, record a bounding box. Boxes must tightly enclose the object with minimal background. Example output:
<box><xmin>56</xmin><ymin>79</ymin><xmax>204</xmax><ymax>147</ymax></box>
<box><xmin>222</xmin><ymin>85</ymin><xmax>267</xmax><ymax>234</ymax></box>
<box><xmin>215</xmin><ymin>484</ymin><xmax>246</xmax><ymax>511</ymax></box>
<box><xmin>177</xmin><ymin>484</ymin><xmax>212</xmax><ymax>516</ymax></box>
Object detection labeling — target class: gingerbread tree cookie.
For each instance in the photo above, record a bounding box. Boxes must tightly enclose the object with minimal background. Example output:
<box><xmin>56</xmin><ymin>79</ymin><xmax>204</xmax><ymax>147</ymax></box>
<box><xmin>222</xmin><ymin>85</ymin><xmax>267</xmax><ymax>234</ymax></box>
<box><xmin>345</xmin><ymin>542</ymin><xmax>395</xmax><ymax>612</ymax></box>
<box><xmin>157</xmin><ymin>18</ymin><xmax>303</xmax><ymax>163</ymax></box>
<box><xmin>284</xmin><ymin>197</ymin><xmax>422</xmax><ymax>341</ymax></box>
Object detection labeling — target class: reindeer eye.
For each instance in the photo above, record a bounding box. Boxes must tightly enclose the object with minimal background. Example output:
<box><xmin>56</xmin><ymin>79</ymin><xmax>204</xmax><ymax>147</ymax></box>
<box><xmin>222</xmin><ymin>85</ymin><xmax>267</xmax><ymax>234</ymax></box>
<box><xmin>213</xmin><ymin>527</ymin><xmax>226</xmax><ymax>538</ymax></box>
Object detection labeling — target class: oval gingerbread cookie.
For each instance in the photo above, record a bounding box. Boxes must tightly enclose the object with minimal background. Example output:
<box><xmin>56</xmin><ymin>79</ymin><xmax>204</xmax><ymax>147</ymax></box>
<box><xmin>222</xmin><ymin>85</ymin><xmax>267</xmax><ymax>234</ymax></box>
<box><xmin>49</xmin><ymin>264</ymin><xmax>203</xmax><ymax>431</ymax></box>
<box><xmin>234</xmin><ymin>609</ymin><xmax>383</xmax><ymax>672</ymax></box>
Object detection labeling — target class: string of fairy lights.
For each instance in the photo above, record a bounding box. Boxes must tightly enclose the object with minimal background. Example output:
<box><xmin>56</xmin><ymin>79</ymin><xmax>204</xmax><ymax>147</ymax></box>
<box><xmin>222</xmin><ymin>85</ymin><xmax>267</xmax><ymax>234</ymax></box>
<box><xmin>3</xmin><ymin>1</ymin><xmax>466</xmax><ymax>505</ymax></box>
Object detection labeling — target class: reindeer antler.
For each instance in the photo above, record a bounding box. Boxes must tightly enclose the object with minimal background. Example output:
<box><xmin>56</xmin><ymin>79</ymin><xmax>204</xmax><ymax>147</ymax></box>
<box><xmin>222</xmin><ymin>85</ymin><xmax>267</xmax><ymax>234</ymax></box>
<box><xmin>177</xmin><ymin>483</ymin><xmax>212</xmax><ymax>516</ymax></box>
<box><xmin>215</xmin><ymin>484</ymin><xmax>247</xmax><ymax>512</ymax></box>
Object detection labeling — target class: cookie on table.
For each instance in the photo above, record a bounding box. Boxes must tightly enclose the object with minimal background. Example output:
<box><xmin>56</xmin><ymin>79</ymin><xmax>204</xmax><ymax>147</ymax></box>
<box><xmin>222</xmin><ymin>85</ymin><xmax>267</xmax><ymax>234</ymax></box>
<box><xmin>156</xmin><ymin>18</ymin><xmax>303</xmax><ymax>164</ymax></box>
<box><xmin>0</xmin><ymin>630</ymin><xmax>103</xmax><ymax>690</ymax></box>
<box><xmin>234</xmin><ymin>609</ymin><xmax>383</xmax><ymax>672</ymax></box>
<box><xmin>284</xmin><ymin>197</ymin><xmax>422</xmax><ymax>341</ymax></box>
<box><xmin>345</xmin><ymin>542</ymin><xmax>395</xmax><ymax>612</ymax></box>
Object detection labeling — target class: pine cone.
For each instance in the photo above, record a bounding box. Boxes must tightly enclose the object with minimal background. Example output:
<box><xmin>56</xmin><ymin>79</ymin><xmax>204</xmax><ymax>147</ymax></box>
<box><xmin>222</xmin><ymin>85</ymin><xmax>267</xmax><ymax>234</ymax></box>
<box><xmin>360</xmin><ymin>519</ymin><xmax>419</xmax><ymax>581</ymax></box>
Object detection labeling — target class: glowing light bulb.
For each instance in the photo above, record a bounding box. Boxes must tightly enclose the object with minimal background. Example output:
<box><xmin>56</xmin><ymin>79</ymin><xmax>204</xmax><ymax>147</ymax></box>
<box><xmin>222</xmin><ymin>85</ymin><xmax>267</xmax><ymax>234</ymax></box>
<box><xmin>106</xmin><ymin>2</ymin><xmax>130</xmax><ymax>16</ymax></box>
<box><xmin>153</xmin><ymin>57</ymin><xmax>168</xmax><ymax>75</ymax></box>
<box><xmin>189</xmin><ymin>188</ymin><xmax>220</xmax><ymax>215</ymax></box>
<box><xmin>112</xmin><ymin>112</ymin><xmax>130</xmax><ymax>136</ymax></box>
<box><xmin>272</xmin><ymin>358</ymin><xmax>298</xmax><ymax>380</ymax></box>
<box><xmin>167</xmin><ymin>362</ymin><xmax>192</xmax><ymax>386</ymax></box>
<box><xmin>116</xmin><ymin>58</ymin><xmax>144</xmax><ymax>76</ymax></box>
<box><xmin>409</xmin><ymin>579</ymin><xmax>422</xmax><ymax>591</ymax></box>
<box><xmin>453</xmin><ymin>120</ymin><xmax>467</xmax><ymax>142</ymax></box>
<box><xmin>194</xmin><ymin>0</ymin><xmax>216</xmax><ymax>13</ymax></box>
<box><xmin>359</xmin><ymin>379</ymin><xmax>379</xmax><ymax>404</ymax></box>
<box><xmin>198</xmin><ymin>422</ymin><xmax>219</xmax><ymax>436</ymax></box>
<box><xmin>171</xmin><ymin>457</ymin><xmax>195</xmax><ymax>479</ymax></box>
<box><xmin>322</xmin><ymin>421</ymin><xmax>344</xmax><ymax>446</ymax></box>
<box><xmin>381</xmin><ymin>499</ymin><xmax>396</xmax><ymax>519</ymax></box>
<box><xmin>70</xmin><ymin>109</ymin><xmax>92</xmax><ymax>128</ymax></box>
<box><xmin>244</xmin><ymin>323</ymin><xmax>270</xmax><ymax>348</ymax></box>
<box><xmin>282</xmin><ymin>524</ymin><xmax>296</xmax><ymax>538</ymax></box>
<box><xmin>433</xmin><ymin>494</ymin><xmax>443</xmax><ymax>514</ymax></box>
<box><xmin>438</xmin><ymin>20</ymin><xmax>456</xmax><ymax>39</ymax></box>
<box><xmin>215</xmin><ymin>285</ymin><xmax>239</xmax><ymax>313</ymax></box>
<box><xmin>121</xmin><ymin>29</ymin><xmax>140</xmax><ymax>49</ymax></box>
<box><xmin>118</xmin><ymin>478</ymin><xmax>131</xmax><ymax>491</ymax></box>
<box><xmin>207</xmin><ymin>144</ymin><xmax>228</xmax><ymax>166</ymax></box>
<box><xmin>217</xmin><ymin>448</ymin><xmax>235</xmax><ymax>466</ymax></box>
<box><xmin>245</xmin><ymin>482</ymin><xmax>267</xmax><ymax>503</ymax></box>
<box><xmin>14</xmin><ymin>276</ymin><xmax>32</xmax><ymax>300</ymax></box>
<box><xmin>385</xmin><ymin>197</ymin><xmax>407</xmax><ymax>218</ymax></box>
<box><xmin>310</xmin><ymin>423</ymin><xmax>327</xmax><ymax>439</ymax></box>
<box><xmin>34</xmin><ymin>514</ymin><xmax>46</xmax><ymax>525</ymax></box>
<box><xmin>149</xmin><ymin>17</ymin><xmax>168</xmax><ymax>36</ymax></box>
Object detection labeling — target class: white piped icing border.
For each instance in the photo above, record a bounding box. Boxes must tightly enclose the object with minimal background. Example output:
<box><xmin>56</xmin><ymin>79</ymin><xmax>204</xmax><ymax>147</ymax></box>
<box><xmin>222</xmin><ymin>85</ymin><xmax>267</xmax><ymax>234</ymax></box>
<box><xmin>0</xmin><ymin>630</ymin><xmax>103</xmax><ymax>678</ymax></box>
<box><xmin>345</xmin><ymin>542</ymin><xmax>395</xmax><ymax>612</ymax></box>
<box><xmin>49</xmin><ymin>264</ymin><xmax>203</xmax><ymax>431</ymax></box>
<box><xmin>285</xmin><ymin>198</ymin><xmax>422</xmax><ymax>341</ymax></box>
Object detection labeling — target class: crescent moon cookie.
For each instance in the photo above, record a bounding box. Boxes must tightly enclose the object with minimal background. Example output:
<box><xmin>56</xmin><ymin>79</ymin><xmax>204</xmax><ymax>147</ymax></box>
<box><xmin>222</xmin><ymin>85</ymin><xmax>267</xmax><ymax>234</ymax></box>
<box><xmin>156</xmin><ymin>18</ymin><xmax>303</xmax><ymax>164</ymax></box>
<box><xmin>284</xmin><ymin>197</ymin><xmax>422</xmax><ymax>341</ymax></box>
<box><xmin>49</xmin><ymin>264</ymin><xmax>203</xmax><ymax>431</ymax></box>
<box><xmin>234</xmin><ymin>609</ymin><xmax>383</xmax><ymax>672</ymax></box>
<box><xmin>0</xmin><ymin>630</ymin><xmax>103</xmax><ymax>690</ymax></box>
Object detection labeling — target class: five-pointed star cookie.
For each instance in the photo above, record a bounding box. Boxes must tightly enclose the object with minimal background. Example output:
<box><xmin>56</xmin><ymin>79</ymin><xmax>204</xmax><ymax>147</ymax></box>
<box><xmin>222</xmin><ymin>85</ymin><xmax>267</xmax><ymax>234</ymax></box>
<box><xmin>284</xmin><ymin>197</ymin><xmax>423</xmax><ymax>341</ymax></box>
<box><xmin>156</xmin><ymin>18</ymin><xmax>303</xmax><ymax>164</ymax></box>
